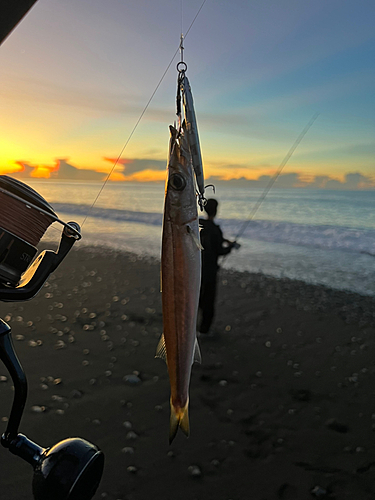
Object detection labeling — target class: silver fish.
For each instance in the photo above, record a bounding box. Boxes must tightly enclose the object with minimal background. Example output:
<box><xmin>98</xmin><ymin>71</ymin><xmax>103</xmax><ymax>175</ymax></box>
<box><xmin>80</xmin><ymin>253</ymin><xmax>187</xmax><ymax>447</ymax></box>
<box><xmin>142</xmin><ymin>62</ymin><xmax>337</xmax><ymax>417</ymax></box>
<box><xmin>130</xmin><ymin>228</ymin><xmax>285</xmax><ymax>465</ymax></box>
<box><xmin>157</xmin><ymin>124</ymin><xmax>202</xmax><ymax>443</ymax></box>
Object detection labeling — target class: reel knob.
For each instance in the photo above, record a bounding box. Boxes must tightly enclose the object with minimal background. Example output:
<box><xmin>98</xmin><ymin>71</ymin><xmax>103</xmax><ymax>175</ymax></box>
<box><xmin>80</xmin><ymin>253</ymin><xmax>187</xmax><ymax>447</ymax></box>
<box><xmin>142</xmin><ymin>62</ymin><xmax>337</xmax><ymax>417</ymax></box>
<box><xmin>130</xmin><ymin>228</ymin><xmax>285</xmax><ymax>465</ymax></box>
<box><xmin>32</xmin><ymin>437</ymin><xmax>104</xmax><ymax>500</ymax></box>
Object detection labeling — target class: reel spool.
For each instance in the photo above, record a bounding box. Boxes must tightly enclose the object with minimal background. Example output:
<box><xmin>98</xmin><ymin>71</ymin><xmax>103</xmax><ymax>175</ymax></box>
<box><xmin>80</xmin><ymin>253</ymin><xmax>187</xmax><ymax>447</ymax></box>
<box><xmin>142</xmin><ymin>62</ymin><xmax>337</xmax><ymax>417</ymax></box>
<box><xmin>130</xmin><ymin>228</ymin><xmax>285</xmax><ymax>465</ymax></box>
<box><xmin>0</xmin><ymin>175</ymin><xmax>81</xmax><ymax>289</ymax></box>
<box><xmin>0</xmin><ymin>177</ymin><xmax>104</xmax><ymax>499</ymax></box>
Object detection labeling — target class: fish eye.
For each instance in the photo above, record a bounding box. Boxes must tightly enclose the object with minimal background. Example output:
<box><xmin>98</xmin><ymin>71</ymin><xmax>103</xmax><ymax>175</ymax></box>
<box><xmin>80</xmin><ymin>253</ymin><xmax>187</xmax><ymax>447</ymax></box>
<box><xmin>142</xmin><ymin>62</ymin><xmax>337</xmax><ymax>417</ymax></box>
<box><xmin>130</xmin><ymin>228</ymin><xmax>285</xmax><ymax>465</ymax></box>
<box><xmin>169</xmin><ymin>173</ymin><xmax>186</xmax><ymax>191</ymax></box>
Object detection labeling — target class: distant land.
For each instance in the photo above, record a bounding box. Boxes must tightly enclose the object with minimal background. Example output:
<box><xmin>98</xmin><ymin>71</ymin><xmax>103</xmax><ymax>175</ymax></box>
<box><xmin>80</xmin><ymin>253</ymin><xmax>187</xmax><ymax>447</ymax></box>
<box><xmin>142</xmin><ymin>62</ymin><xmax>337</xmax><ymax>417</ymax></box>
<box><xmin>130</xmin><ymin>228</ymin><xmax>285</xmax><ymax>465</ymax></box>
<box><xmin>1</xmin><ymin>158</ymin><xmax>374</xmax><ymax>190</ymax></box>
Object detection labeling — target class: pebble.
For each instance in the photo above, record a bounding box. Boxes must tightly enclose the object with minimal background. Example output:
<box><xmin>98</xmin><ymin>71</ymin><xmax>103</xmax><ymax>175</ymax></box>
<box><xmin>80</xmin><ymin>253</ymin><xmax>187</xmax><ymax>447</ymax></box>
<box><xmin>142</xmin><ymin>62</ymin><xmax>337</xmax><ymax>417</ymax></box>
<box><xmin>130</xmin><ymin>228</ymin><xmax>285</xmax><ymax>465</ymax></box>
<box><xmin>311</xmin><ymin>486</ymin><xmax>327</xmax><ymax>498</ymax></box>
<box><xmin>31</xmin><ymin>406</ymin><xmax>46</xmax><ymax>413</ymax></box>
<box><xmin>188</xmin><ymin>465</ymin><xmax>202</xmax><ymax>478</ymax></box>
<box><xmin>0</xmin><ymin>376</ymin><xmax>7</xmax><ymax>383</ymax></box>
<box><xmin>121</xmin><ymin>447</ymin><xmax>134</xmax><ymax>454</ymax></box>
<box><xmin>70</xmin><ymin>390</ymin><xmax>83</xmax><ymax>399</ymax></box>
<box><xmin>325</xmin><ymin>418</ymin><xmax>349</xmax><ymax>433</ymax></box>
<box><xmin>55</xmin><ymin>409</ymin><xmax>65</xmax><ymax>415</ymax></box>
<box><xmin>55</xmin><ymin>340</ymin><xmax>66</xmax><ymax>350</ymax></box>
<box><xmin>52</xmin><ymin>395</ymin><xmax>65</xmax><ymax>402</ymax></box>
<box><xmin>15</xmin><ymin>335</ymin><xmax>25</xmax><ymax>341</ymax></box>
<box><xmin>123</xmin><ymin>421</ymin><xmax>132</xmax><ymax>429</ymax></box>
<box><xmin>123</xmin><ymin>374</ymin><xmax>141</xmax><ymax>385</ymax></box>
<box><xmin>218</xmin><ymin>380</ymin><xmax>227</xmax><ymax>386</ymax></box>
<box><xmin>127</xmin><ymin>466</ymin><xmax>137</xmax><ymax>474</ymax></box>
<box><xmin>126</xmin><ymin>431</ymin><xmax>138</xmax><ymax>440</ymax></box>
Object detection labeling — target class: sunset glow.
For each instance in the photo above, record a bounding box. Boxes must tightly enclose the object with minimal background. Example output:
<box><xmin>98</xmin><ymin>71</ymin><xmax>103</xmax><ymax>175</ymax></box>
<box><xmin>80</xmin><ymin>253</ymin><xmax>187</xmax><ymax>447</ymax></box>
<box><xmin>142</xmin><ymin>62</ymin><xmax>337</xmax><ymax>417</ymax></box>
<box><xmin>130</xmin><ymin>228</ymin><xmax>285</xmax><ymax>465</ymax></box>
<box><xmin>0</xmin><ymin>1</ymin><xmax>374</xmax><ymax>190</ymax></box>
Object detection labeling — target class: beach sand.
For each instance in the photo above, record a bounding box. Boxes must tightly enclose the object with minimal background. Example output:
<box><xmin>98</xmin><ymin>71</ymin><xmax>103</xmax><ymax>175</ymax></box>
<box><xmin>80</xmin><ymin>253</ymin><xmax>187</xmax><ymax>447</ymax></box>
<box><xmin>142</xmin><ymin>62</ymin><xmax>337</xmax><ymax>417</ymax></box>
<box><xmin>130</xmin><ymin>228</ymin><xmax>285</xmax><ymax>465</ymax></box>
<box><xmin>1</xmin><ymin>245</ymin><xmax>375</xmax><ymax>500</ymax></box>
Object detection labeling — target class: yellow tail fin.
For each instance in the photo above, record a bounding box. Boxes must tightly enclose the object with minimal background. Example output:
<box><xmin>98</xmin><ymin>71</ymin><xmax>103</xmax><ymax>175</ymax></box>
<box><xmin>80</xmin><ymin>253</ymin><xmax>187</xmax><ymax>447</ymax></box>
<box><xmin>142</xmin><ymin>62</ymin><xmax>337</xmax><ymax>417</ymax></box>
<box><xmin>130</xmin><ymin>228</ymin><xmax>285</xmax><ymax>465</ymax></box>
<box><xmin>169</xmin><ymin>399</ymin><xmax>189</xmax><ymax>444</ymax></box>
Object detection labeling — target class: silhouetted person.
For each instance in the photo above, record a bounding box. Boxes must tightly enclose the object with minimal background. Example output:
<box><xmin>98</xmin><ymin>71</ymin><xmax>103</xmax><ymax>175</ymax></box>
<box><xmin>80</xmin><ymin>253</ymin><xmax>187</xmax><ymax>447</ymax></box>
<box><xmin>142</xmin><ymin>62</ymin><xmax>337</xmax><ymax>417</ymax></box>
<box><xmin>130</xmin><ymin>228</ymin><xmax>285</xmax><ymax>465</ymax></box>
<box><xmin>198</xmin><ymin>199</ymin><xmax>239</xmax><ymax>336</ymax></box>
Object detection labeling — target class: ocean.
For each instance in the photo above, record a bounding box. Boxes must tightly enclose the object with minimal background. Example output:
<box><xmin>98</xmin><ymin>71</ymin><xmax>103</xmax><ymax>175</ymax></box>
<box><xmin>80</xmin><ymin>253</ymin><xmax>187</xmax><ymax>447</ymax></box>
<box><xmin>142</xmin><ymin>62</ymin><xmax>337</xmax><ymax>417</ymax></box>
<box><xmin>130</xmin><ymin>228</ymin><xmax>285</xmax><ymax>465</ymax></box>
<box><xmin>27</xmin><ymin>179</ymin><xmax>375</xmax><ymax>297</ymax></box>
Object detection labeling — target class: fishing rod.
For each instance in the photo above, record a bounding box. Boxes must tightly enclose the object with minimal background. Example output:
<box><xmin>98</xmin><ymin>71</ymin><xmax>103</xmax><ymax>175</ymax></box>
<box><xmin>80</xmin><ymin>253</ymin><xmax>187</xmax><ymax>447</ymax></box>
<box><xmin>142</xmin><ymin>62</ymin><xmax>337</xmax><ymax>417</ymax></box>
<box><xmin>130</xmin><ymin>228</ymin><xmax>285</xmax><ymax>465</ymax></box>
<box><xmin>233</xmin><ymin>112</ymin><xmax>319</xmax><ymax>243</ymax></box>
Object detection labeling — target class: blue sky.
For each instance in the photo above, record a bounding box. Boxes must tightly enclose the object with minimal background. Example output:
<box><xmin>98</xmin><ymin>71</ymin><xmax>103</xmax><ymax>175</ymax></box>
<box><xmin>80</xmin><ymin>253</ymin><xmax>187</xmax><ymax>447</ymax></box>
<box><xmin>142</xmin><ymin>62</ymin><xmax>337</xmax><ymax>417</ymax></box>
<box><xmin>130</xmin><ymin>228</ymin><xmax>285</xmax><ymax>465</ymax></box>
<box><xmin>0</xmin><ymin>0</ymin><xmax>374</xmax><ymax>187</ymax></box>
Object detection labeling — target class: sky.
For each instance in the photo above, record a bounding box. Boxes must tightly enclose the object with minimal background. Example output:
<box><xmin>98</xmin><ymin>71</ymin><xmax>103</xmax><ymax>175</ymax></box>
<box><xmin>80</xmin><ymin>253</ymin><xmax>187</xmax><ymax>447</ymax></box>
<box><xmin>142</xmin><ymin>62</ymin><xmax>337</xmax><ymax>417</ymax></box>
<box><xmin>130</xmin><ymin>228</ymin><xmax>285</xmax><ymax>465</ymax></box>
<box><xmin>0</xmin><ymin>0</ymin><xmax>374</xmax><ymax>189</ymax></box>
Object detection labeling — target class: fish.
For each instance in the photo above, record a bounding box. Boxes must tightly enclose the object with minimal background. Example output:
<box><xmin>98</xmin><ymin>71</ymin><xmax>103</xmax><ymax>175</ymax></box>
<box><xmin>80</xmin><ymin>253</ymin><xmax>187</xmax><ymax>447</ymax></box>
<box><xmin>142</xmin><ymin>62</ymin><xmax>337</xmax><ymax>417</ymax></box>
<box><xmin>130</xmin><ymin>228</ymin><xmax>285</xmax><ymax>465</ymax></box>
<box><xmin>157</xmin><ymin>124</ymin><xmax>202</xmax><ymax>443</ymax></box>
<box><xmin>180</xmin><ymin>74</ymin><xmax>205</xmax><ymax>203</ymax></box>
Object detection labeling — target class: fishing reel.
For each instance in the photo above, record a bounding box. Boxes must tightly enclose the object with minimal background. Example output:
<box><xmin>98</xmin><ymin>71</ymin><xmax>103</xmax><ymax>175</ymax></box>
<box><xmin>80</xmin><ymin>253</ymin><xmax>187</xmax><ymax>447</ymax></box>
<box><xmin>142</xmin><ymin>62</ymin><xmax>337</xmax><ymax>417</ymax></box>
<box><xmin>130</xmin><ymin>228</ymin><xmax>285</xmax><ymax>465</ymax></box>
<box><xmin>0</xmin><ymin>176</ymin><xmax>104</xmax><ymax>499</ymax></box>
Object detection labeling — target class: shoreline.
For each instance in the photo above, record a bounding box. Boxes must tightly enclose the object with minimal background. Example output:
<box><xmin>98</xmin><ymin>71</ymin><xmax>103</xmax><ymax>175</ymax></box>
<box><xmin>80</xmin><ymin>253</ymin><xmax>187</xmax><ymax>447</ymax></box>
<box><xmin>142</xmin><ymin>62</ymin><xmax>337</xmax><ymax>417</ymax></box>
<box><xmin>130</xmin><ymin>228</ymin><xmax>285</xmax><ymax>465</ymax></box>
<box><xmin>1</xmin><ymin>245</ymin><xmax>375</xmax><ymax>499</ymax></box>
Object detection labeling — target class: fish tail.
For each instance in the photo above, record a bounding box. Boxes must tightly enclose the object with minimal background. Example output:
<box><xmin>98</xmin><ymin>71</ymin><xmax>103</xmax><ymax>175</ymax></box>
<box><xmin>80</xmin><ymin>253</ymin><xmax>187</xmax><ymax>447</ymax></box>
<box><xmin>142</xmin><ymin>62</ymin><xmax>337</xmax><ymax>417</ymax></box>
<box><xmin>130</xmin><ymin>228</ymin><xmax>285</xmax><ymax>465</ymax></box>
<box><xmin>169</xmin><ymin>399</ymin><xmax>189</xmax><ymax>444</ymax></box>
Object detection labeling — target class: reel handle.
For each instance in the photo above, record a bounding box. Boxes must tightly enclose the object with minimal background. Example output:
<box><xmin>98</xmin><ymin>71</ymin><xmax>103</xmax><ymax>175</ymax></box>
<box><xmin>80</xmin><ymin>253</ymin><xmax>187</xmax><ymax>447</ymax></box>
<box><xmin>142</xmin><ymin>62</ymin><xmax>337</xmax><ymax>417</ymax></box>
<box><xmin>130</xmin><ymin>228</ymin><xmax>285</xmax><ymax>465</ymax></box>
<box><xmin>0</xmin><ymin>222</ymin><xmax>80</xmax><ymax>302</ymax></box>
<box><xmin>0</xmin><ymin>319</ymin><xmax>104</xmax><ymax>500</ymax></box>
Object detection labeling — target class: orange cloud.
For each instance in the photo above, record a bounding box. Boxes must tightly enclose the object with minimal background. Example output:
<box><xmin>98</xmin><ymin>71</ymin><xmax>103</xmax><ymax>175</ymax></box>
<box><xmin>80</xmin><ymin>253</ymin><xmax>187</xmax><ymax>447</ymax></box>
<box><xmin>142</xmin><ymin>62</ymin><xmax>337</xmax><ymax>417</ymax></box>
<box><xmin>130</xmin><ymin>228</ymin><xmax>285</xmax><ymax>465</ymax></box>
<box><xmin>122</xmin><ymin>169</ymin><xmax>165</xmax><ymax>182</ymax></box>
<box><xmin>15</xmin><ymin>160</ymin><xmax>60</xmax><ymax>178</ymax></box>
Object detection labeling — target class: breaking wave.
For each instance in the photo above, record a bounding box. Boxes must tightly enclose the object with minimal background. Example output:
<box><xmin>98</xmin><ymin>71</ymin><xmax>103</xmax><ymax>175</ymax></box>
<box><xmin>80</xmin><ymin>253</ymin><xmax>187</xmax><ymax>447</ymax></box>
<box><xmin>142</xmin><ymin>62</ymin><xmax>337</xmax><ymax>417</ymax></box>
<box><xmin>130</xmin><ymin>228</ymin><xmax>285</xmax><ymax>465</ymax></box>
<box><xmin>53</xmin><ymin>203</ymin><xmax>375</xmax><ymax>257</ymax></box>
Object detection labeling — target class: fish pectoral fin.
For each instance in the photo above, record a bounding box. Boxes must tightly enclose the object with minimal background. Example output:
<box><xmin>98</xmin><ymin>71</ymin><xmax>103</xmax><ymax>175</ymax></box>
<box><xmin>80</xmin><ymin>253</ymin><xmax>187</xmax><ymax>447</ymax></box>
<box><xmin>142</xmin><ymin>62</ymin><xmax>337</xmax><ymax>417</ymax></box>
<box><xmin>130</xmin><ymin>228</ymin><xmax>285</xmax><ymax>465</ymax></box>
<box><xmin>186</xmin><ymin>224</ymin><xmax>203</xmax><ymax>250</ymax></box>
<box><xmin>193</xmin><ymin>337</ymin><xmax>202</xmax><ymax>364</ymax></box>
<box><xmin>170</xmin><ymin>399</ymin><xmax>189</xmax><ymax>443</ymax></box>
<box><xmin>155</xmin><ymin>333</ymin><xmax>167</xmax><ymax>362</ymax></box>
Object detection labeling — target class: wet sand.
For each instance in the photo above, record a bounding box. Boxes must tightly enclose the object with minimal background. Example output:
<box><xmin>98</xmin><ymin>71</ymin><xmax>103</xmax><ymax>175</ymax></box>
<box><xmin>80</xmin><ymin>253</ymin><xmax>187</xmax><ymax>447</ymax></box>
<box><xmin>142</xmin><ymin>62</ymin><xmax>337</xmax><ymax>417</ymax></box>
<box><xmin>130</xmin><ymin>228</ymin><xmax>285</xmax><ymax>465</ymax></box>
<box><xmin>1</xmin><ymin>245</ymin><xmax>375</xmax><ymax>500</ymax></box>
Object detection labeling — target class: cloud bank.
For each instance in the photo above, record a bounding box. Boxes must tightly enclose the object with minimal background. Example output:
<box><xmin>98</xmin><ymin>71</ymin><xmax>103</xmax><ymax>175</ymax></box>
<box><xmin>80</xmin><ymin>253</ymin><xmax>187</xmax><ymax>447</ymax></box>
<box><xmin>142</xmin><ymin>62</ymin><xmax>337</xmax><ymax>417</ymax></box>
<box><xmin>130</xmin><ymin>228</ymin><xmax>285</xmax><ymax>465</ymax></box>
<box><xmin>3</xmin><ymin>158</ymin><xmax>374</xmax><ymax>190</ymax></box>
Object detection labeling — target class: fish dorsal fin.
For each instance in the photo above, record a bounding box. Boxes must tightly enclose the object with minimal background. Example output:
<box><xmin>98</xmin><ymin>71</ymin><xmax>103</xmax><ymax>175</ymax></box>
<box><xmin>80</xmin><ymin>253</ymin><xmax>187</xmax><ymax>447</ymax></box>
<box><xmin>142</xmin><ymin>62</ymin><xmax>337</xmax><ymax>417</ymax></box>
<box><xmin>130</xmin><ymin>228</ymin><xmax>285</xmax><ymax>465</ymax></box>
<box><xmin>193</xmin><ymin>337</ymin><xmax>202</xmax><ymax>365</ymax></box>
<box><xmin>187</xmin><ymin>224</ymin><xmax>203</xmax><ymax>250</ymax></box>
<box><xmin>155</xmin><ymin>333</ymin><xmax>167</xmax><ymax>362</ymax></box>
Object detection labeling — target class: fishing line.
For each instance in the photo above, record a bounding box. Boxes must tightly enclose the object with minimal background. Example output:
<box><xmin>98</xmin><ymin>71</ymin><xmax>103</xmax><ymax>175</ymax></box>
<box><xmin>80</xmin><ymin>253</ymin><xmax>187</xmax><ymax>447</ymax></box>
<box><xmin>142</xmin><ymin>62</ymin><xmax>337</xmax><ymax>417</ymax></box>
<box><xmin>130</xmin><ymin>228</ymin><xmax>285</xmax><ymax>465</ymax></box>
<box><xmin>233</xmin><ymin>112</ymin><xmax>319</xmax><ymax>242</ymax></box>
<box><xmin>80</xmin><ymin>0</ymin><xmax>208</xmax><ymax>229</ymax></box>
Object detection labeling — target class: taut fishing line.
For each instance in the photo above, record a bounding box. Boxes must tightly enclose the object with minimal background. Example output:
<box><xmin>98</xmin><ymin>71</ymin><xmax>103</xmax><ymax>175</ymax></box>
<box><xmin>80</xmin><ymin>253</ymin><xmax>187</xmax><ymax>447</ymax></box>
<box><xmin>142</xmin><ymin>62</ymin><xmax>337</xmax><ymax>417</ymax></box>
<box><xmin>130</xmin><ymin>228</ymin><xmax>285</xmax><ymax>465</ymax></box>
<box><xmin>232</xmin><ymin>112</ymin><xmax>319</xmax><ymax>243</ymax></box>
<box><xmin>80</xmin><ymin>0</ymin><xmax>208</xmax><ymax>228</ymax></box>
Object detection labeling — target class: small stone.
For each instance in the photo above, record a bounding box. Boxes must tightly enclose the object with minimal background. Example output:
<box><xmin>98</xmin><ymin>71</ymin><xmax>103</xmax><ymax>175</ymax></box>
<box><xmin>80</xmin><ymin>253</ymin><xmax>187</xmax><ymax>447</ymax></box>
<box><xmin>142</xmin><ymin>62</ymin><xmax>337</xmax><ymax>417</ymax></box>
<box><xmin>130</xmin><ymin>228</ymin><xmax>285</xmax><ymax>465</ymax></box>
<box><xmin>82</xmin><ymin>360</ymin><xmax>90</xmax><ymax>366</ymax></box>
<box><xmin>126</xmin><ymin>431</ymin><xmax>138</xmax><ymax>440</ymax></box>
<box><xmin>15</xmin><ymin>335</ymin><xmax>25</xmax><ymax>341</ymax></box>
<box><xmin>311</xmin><ymin>485</ymin><xmax>327</xmax><ymax>497</ymax></box>
<box><xmin>53</xmin><ymin>378</ymin><xmax>62</xmax><ymax>385</ymax></box>
<box><xmin>55</xmin><ymin>409</ymin><xmax>65</xmax><ymax>415</ymax></box>
<box><xmin>155</xmin><ymin>405</ymin><xmax>163</xmax><ymax>412</ymax></box>
<box><xmin>188</xmin><ymin>465</ymin><xmax>202</xmax><ymax>477</ymax></box>
<box><xmin>70</xmin><ymin>390</ymin><xmax>83</xmax><ymax>399</ymax></box>
<box><xmin>325</xmin><ymin>418</ymin><xmax>349</xmax><ymax>433</ymax></box>
<box><xmin>40</xmin><ymin>384</ymin><xmax>49</xmax><ymax>390</ymax></box>
<box><xmin>219</xmin><ymin>380</ymin><xmax>227</xmax><ymax>386</ymax></box>
<box><xmin>55</xmin><ymin>340</ymin><xmax>66</xmax><ymax>350</ymax></box>
<box><xmin>121</xmin><ymin>447</ymin><xmax>134</xmax><ymax>454</ymax></box>
<box><xmin>123</xmin><ymin>374</ymin><xmax>141</xmax><ymax>385</ymax></box>
<box><xmin>92</xmin><ymin>419</ymin><xmax>101</xmax><ymax>425</ymax></box>
<box><xmin>51</xmin><ymin>395</ymin><xmax>64</xmax><ymax>402</ymax></box>
<box><xmin>127</xmin><ymin>466</ymin><xmax>137</xmax><ymax>473</ymax></box>
<box><xmin>123</xmin><ymin>421</ymin><xmax>132</xmax><ymax>429</ymax></box>
<box><xmin>83</xmin><ymin>349</ymin><xmax>90</xmax><ymax>355</ymax></box>
<box><xmin>31</xmin><ymin>406</ymin><xmax>46</xmax><ymax>413</ymax></box>
<box><xmin>28</xmin><ymin>340</ymin><xmax>38</xmax><ymax>347</ymax></box>
<box><xmin>0</xmin><ymin>376</ymin><xmax>7</xmax><ymax>383</ymax></box>
<box><xmin>89</xmin><ymin>378</ymin><xmax>97</xmax><ymax>385</ymax></box>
